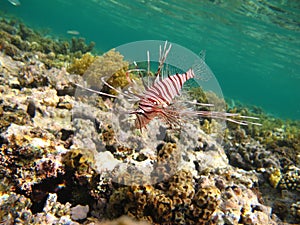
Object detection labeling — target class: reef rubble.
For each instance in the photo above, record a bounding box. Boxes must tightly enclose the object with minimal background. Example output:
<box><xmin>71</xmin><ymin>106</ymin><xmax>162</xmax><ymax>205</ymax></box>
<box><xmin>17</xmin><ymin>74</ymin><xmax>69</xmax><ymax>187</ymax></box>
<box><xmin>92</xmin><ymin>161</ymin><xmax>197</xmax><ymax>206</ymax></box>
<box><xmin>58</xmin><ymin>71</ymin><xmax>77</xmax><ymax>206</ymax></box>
<box><xmin>0</xmin><ymin>17</ymin><xmax>300</xmax><ymax>225</ymax></box>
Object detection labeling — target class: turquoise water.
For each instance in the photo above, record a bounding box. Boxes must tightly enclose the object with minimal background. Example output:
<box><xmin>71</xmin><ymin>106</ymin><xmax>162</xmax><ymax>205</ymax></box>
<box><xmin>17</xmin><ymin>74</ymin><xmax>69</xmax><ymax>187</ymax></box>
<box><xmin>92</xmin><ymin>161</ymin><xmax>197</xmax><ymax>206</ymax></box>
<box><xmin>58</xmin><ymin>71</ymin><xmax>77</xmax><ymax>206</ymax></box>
<box><xmin>1</xmin><ymin>0</ymin><xmax>299</xmax><ymax>119</ymax></box>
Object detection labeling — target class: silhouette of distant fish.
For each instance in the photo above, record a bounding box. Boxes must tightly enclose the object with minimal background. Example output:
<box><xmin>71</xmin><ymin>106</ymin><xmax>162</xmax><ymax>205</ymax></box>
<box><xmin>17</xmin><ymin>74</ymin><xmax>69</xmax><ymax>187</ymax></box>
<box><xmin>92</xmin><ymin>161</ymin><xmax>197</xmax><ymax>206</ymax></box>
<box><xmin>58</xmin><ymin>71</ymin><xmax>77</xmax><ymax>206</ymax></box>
<box><xmin>8</xmin><ymin>0</ymin><xmax>20</xmax><ymax>6</ymax></box>
<box><xmin>67</xmin><ymin>30</ymin><xmax>80</xmax><ymax>35</ymax></box>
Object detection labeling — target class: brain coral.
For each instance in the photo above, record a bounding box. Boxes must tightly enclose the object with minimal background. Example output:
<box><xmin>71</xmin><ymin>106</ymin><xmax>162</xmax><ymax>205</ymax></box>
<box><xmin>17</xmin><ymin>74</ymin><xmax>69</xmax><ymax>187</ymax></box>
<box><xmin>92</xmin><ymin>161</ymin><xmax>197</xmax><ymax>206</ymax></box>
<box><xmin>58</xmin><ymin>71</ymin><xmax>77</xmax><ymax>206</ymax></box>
<box><xmin>106</xmin><ymin>169</ymin><xmax>222</xmax><ymax>225</ymax></box>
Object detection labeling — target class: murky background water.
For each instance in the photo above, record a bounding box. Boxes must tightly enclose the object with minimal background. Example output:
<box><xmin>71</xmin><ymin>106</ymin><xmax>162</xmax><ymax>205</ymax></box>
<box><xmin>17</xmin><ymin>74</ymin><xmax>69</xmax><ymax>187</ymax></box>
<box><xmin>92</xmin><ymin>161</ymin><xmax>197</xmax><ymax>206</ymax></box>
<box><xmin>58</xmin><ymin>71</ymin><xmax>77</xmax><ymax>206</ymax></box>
<box><xmin>1</xmin><ymin>0</ymin><xmax>299</xmax><ymax>119</ymax></box>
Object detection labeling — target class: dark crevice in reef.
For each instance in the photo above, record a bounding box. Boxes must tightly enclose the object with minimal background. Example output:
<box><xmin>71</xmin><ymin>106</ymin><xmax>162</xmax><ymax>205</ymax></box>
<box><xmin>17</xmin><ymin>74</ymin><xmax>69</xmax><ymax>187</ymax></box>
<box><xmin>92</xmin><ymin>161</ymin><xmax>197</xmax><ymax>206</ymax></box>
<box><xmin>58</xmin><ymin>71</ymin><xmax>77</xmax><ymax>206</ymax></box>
<box><xmin>28</xmin><ymin>170</ymin><xmax>96</xmax><ymax>214</ymax></box>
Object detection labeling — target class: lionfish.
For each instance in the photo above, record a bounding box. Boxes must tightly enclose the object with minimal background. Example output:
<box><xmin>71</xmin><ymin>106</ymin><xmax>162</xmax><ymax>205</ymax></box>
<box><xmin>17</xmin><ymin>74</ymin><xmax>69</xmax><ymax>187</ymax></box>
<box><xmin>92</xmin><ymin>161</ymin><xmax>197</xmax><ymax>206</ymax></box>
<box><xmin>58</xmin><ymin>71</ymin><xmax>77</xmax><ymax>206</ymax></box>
<box><xmin>76</xmin><ymin>41</ymin><xmax>260</xmax><ymax>131</ymax></box>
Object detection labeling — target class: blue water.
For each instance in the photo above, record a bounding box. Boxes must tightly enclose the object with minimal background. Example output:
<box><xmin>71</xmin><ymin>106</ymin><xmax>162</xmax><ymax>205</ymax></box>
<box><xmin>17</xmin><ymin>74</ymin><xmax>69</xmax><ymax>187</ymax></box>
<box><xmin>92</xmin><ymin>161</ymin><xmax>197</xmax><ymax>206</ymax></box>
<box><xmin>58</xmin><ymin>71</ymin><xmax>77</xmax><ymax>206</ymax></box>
<box><xmin>1</xmin><ymin>0</ymin><xmax>299</xmax><ymax>119</ymax></box>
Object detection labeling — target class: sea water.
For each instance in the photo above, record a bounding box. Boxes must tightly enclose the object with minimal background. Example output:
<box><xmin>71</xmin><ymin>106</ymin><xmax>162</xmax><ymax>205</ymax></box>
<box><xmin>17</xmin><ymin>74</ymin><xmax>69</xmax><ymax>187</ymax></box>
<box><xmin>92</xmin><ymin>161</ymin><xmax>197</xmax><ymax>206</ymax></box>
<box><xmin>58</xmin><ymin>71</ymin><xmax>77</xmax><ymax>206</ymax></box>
<box><xmin>0</xmin><ymin>0</ymin><xmax>299</xmax><ymax>119</ymax></box>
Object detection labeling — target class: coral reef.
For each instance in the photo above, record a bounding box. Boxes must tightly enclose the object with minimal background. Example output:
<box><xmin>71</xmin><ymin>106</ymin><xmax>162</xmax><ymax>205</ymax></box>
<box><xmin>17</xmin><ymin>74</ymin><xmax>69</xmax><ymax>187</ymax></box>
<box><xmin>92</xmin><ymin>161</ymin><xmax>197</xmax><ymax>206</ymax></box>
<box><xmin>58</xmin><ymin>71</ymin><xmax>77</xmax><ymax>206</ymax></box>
<box><xmin>291</xmin><ymin>201</ymin><xmax>300</xmax><ymax>219</ymax></box>
<box><xmin>223</xmin><ymin>105</ymin><xmax>300</xmax><ymax>223</ymax></box>
<box><xmin>279</xmin><ymin>165</ymin><xmax>300</xmax><ymax>192</ymax></box>
<box><xmin>0</xmin><ymin>17</ymin><xmax>95</xmax><ymax>69</ymax></box>
<box><xmin>105</xmin><ymin>167</ymin><xmax>278</xmax><ymax>225</ymax></box>
<box><xmin>0</xmin><ymin>14</ymin><xmax>300</xmax><ymax>225</ymax></box>
<box><xmin>98</xmin><ymin>216</ymin><xmax>152</xmax><ymax>225</ymax></box>
<box><xmin>34</xmin><ymin>193</ymin><xmax>72</xmax><ymax>224</ymax></box>
<box><xmin>0</xmin><ymin>192</ymin><xmax>33</xmax><ymax>224</ymax></box>
<box><xmin>70</xmin><ymin>37</ymin><xmax>95</xmax><ymax>54</ymax></box>
<box><xmin>106</xmin><ymin>169</ymin><xmax>216</xmax><ymax>224</ymax></box>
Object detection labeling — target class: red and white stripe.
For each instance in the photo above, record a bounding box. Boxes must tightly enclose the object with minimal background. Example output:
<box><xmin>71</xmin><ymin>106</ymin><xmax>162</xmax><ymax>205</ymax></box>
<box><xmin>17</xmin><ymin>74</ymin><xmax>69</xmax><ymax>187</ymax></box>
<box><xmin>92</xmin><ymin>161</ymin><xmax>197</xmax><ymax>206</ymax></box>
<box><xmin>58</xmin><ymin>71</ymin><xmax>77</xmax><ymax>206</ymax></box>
<box><xmin>140</xmin><ymin>68</ymin><xmax>195</xmax><ymax>109</ymax></box>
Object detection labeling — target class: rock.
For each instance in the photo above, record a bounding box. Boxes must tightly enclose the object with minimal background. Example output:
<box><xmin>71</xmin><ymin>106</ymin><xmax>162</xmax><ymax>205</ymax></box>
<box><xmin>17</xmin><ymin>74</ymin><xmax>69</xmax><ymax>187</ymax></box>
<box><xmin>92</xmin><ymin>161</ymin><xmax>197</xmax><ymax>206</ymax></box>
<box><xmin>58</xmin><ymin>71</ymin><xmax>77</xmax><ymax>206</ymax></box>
<box><xmin>71</xmin><ymin>204</ymin><xmax>89</xmax><ymax>220</ymax></box>
<box><xmin>94</xmin><ymin>151</ymin><xmax>121</xmax><ymax>172</ymax></box>
<box><xmin>26</xmin><ymin>98</ymin><xmax>36</xmax><ymax>118</ymax></box>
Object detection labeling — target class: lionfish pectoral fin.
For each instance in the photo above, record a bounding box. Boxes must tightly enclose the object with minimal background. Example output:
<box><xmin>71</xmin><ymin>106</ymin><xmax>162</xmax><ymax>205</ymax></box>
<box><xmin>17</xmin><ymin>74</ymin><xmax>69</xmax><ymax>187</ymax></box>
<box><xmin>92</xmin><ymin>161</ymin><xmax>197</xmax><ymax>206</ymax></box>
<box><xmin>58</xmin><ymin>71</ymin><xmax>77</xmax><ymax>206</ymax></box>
<box><xmin>133</xmin><ymin>112</ymin><xmax>153</xmax><ymax>132</ymax></box>
<box><xmin>235</xmin><ymin>115</ymin><xmax>262</xmax><ymax>126</ymax></box>
<box><xmin>74</xmin><ymin>83</ymin><xmax>117</xmax><ymax>98</ymax></box>
<box><xmin>186</xmin><ymin>110</ymin><xmax>261</xmax><ymax>126</ymax></box>
<box><xmin>161</xmin><ymin>108</ymin><xmax>181</xmax><ymax>129</ymax></box>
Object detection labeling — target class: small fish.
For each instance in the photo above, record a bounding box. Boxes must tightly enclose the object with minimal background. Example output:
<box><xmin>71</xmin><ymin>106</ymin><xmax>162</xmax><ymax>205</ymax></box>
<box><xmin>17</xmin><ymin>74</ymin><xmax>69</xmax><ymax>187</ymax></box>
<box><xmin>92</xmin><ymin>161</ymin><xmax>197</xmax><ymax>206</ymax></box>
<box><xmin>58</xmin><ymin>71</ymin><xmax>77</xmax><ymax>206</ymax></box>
<box><xmin>8</xmin><ymin>0</ymin><xmax>20</xmax><ymax>6</ymax></box>
<box><xmin>67</xmin><ymin>30</ymin><xmax>80</xmax><ymax>35</ymax></box>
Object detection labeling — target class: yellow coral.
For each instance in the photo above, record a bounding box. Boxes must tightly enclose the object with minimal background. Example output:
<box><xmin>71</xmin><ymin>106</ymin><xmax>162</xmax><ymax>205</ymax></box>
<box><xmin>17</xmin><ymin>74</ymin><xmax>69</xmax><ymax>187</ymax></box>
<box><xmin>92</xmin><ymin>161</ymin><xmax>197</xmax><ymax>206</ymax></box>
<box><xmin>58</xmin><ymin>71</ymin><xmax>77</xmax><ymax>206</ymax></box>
<box><xmin>63</xmin><ymin>149</ymin><xmax>95</xmax><ymax>176</ymax></box>
<box><xmin>67</xmin><ymin>52</ymin><xmax>96</xmax><ymax>75</ymax></box>
<box><xmin>83</xmin><ymin>49</ymin><xmax>129</xmax><ymax>91</ymax></box>
<box><xmin>269</xmin><ymin>167</ymin><xmax>282</xmax><ymax>188</ymax></box>
<box><xmin>202</xmin><ymin>119</ymin><xmax>212</xmax><ymax>134</ymax></box>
